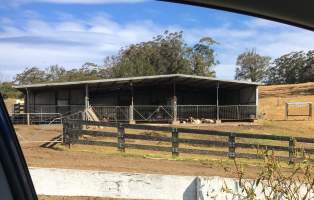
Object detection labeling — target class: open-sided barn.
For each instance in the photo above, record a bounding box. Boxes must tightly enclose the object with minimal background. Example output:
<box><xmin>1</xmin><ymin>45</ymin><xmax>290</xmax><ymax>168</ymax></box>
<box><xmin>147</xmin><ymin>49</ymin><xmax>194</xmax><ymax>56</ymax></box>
<box><xmin>13</xmin><ymin>74</ymin><xmax>260</xmax><ymax>123</ymax></box>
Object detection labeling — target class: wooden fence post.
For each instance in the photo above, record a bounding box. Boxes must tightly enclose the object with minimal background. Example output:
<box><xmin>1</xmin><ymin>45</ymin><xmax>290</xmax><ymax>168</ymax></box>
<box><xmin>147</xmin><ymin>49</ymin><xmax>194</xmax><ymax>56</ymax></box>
<box><xmin>228</xmin><ymin>133</ymin><xmax>236</xmax><ymax>159</ymax></box>
<box><xmin>285</xmin><ymin>103</ymin><xmax>288</xmax><ymax>120</ymax></box>
<box><xmin>117</xmin><ymin>123</ymin><xmax>125</xmax><ymax>152</ymax></box>
<box><xmin>172</xmin><ymin>128</ymin><xmax>179</xmax><ymax>157</ymax></box>
<box><xmin>289</xmin><ymin>137</ymin><xmax>296</xmax><ymax>164</ymax></box>
<box><xmin>62</xmin><ymin>119</ymin><xmax>71</xmax><ymax>148</ymax></box>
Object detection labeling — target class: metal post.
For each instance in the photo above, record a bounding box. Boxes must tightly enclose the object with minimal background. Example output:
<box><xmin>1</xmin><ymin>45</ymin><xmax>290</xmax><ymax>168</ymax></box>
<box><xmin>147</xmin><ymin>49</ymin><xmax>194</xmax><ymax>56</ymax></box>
<box><xmin>256</xmin><ymin>86</ymin><xmax>259</xmax><ymax>119</ymax></box>
<box><xmin>26</xmin><ymin>88</ymin><xmax>30</xmax><ymax>125</ymax></box>
<box><xmin>85</xmin><ymin>84</ymin><xmax>89</xmax><ymax>110</ymax></box>
<box><xmin>129</xmin><ymin>82</ymin><xmax>135</xmax><ymax>124</ymax></box>
<box><xmin>171</xmin><ymin>128</ymin><xmax>179</xmax><ymax>157</ymax></box>
<box><xmin>172</xmin><ymin>79</ymin><xmax>178</xmax><ymax>124</ymax></box>
<box><xmin>27</xmin><ymin>113</ymin><xmax>30</xmax><ymax>126</ymax></box>
<box><xmin>216</xmin><ymin>82</ymin><xmax>221</xmax><ymax>123</ymax></box>
<box><xmin>84</xmin><ymin>84</ymin><xmax>89</xmax><ymax>129</ymax></box>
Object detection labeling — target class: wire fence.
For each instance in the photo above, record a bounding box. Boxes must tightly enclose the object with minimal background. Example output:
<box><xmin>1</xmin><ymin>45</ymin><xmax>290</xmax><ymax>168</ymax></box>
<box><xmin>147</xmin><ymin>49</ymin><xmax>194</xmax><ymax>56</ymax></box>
<box><xmin>133</xmin><ymin>105</ymin><xmax>173</xmax><ymax>121</ymax></box>
<box><xmin>28</xmin><ymin>105</ymin><xmax>85</xmax><ymax>115</ymax></box>
<box><xmin>219</xmin><ymin>105</ymin><xmax>257</xmax><ymax>120</ymax></box>
<box><xmin>177</xmin><ymin>105</ymin><xmax>217</xmax><ymax>120</ymax></box>
<box><xmin>92</xmin><ymin>106</ymin><xmax>129</xmax><ymax>122</ymax></box>
<box><xmin>11</xmin><ymin>104</ymin><xmax>257</xmax><ymax>124</ymax></box>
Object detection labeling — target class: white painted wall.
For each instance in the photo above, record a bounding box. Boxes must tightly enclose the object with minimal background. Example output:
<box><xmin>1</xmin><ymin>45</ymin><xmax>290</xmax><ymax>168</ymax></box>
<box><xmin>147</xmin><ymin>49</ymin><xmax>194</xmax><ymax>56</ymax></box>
<box><xmin>30</xmin><ymin>167</ymin><xmax>196</xmax><ymax>200</ymax></box>
<box><xmin>29</xmin><ymin>167</ymin><xmax>313</xmax><ymax>200</ymax></box>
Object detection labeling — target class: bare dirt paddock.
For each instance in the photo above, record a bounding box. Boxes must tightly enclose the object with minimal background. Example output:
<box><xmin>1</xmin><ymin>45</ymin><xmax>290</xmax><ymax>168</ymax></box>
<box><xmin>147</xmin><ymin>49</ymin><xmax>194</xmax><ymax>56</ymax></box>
<box><xmin>16</xmin><ymin>124</ymin><xmax>268</xmax><ymax>179</ymax></box>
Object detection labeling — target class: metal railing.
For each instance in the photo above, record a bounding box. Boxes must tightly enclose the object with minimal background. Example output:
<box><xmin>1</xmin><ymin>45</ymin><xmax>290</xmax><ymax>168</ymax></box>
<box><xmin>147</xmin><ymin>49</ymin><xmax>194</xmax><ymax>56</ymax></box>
<box><xmin>219</xmin><ymin>105</ymin><xmax>257</xmax><ymax>120</ymax></box>
<box><xmin>10</xmin><ymin>113</ymin><xmax>62</xmax><ymax>124</ymax></box>
<box><xmin>12</xmin><ymin>104</ymin><xmax>257</xmax><ymax>123</ymax></box>
<box><xmin>92</xmin><ymin>106</ymin><xmax>129</xmax><ymax>122</ymax></box>
<box><xmin>133</xmin><ymin>105</ymin><xmax>173</xmax><ymax>121</ymax></box>
<box><xmin>27</xmin><ymin>105</ymin><xmax>85</xmax><ymax>115</ymax></box>
<box><xmin>177</xmin><ymin>105</ymin><xmax>217</xmax><ymax>120</ymax></box>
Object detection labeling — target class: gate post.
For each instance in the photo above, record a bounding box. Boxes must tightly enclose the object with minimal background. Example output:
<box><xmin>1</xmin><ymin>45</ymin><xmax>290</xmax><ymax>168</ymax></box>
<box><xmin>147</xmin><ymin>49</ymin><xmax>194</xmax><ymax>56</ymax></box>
<box><xmin>172</xmin><ymin>96</ymin><xmax>179</xmax><ymax>124</ymax></box>
<box><xmin>62</xmin><ymin>119</ymin><xmax>71</xmax><ymax>148</ymax></box>
<box><xmin>172</xmin><ymin>128</ymin><xmax>179</xmax><ymax>157</ymax></box>
<box><xmin>129</xmin><ymin>105</ymin><xmax>135</xmax><ymax>124</ymax></box>
<box><xmin>228</xmin><ymin>133</ymin><xmax>236</xmax><ymax>159</ymax></box>
<box><xmin>117</xmin><ymin>123</ymin><xmax>125</xmax><ymax>152</ymax></box>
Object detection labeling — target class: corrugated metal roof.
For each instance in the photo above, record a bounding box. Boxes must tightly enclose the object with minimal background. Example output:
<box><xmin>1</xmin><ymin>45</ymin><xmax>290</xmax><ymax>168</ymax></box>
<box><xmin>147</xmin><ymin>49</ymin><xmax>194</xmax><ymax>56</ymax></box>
<box><xmin>13</xmin><ymin>74</ymin><xmax>261</xmax><ymax>89</ymax></box>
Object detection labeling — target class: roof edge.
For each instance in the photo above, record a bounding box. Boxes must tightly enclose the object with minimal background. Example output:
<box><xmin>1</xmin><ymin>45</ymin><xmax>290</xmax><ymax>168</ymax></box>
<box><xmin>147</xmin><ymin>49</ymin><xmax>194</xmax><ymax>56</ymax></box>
<box><xmin>13</xmin><ymin>74</ymin><xmax>261</xmax><ymax>89</ymax></box>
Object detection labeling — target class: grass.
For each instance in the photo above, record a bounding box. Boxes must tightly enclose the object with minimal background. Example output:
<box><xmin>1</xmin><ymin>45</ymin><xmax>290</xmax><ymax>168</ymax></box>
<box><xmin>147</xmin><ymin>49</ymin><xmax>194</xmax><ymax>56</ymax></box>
<box><xmin>55</xmin><ymin>142</ymin><xmax>298</xmax><ymax>172</ymax></box>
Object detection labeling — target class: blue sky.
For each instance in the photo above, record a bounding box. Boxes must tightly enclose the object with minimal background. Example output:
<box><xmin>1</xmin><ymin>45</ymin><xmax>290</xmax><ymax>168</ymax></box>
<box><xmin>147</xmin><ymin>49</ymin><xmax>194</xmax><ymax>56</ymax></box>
<box><xmin>0</xmin><ymin>0</ymin><xmax>314</xmax><ymax>81</ymax></box>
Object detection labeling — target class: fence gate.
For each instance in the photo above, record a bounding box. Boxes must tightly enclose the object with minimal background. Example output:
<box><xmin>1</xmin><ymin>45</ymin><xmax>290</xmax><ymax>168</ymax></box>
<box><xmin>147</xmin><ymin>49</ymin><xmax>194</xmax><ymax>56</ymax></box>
<box><xmin>285</xmin><ymin>102</ymin><xmax>312</xmax><ymax>120</ymax></box>
<box><xmin>133</xmin><ymin>105</ymin><xmax>173</xmax><ymax>122</ymax></box>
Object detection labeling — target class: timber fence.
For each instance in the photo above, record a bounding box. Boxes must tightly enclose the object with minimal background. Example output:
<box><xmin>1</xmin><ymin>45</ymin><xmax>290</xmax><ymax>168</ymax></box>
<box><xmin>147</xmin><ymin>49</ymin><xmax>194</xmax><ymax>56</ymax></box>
<box><xmin>63</xmin><ymin>119</ymin><xmax>314</xmax><ymax>164</ymax></box>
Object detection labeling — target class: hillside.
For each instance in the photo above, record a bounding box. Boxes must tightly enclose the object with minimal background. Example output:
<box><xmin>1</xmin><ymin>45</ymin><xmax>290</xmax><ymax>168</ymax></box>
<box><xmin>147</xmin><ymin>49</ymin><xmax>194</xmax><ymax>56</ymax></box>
<box><xmin>259</xmin><ymin>82</ymin><xmax>314</xmax><ymax>120</ymax></box>
<box><xmin>4</xmin><ymin>98</ymin><xmax>15</xmax><ymax>113</ymax></box>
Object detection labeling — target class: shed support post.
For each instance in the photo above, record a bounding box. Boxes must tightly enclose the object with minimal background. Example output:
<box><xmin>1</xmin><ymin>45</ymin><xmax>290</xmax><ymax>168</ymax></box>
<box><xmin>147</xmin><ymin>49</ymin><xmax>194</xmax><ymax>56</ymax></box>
<box><xmin>84</xmin><ymin>84</ymin><xmax>89</xmax><ymax>129</ymax></box>
<box><xmin>26</xmin><ymin>88</ymin><xmax>30</xmax><ymax>125</ymax></box>
<box><xmin>216</xmin><ymin>82</ymin><xmax>221</xmax><ymax>124</ymax></box>
<box><xmin>256</xmin><ymin>86</ymin><xmax>259</xmax><ymax>119</ymax></box>
<box><xmin>129</xmin><ymin>82</ymin><xmax>135</xmax><ymax>124</ymax></box>
<box><xmin>172</xmin><ymin>80</ymin><xmax>179</xmax><ymax>124</ymax></box>
<box><xmin>85</xmin><ymin>84</ymin><xmax>89</xmax><ymax>110</ymax></box>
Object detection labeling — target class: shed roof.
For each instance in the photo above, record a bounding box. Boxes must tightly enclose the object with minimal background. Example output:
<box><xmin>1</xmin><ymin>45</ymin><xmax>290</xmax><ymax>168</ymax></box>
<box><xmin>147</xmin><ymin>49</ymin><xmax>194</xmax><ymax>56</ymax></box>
<box><xmin>13</xmin><ymin>74</ymin><xmax>260</xmax><ymax>90</ymax></box>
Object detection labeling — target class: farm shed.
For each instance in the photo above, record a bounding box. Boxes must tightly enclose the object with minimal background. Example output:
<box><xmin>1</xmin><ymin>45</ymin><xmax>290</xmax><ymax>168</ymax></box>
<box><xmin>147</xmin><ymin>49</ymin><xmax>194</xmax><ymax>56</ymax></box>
<box><xmin>13</xmin><ymin>74</ymin><xmax>260</xmax><ymax>123</ymax></box>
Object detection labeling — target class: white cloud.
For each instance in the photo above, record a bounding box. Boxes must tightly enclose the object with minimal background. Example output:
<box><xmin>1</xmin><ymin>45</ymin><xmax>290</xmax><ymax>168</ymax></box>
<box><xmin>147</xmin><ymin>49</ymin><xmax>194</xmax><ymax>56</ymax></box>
<box><xmin>0</xmin><ymin>12</ymin><xmax>314</xmax><ymax>81</ymax></box>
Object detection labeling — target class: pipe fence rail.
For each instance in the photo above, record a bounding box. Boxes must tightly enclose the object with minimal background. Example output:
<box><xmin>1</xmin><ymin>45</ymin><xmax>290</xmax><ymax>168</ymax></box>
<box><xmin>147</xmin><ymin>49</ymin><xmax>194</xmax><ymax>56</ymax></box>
<box><xmin>28</xmin><ymin>105</ymin><xmax>85</xmax><ymax>115</ymax></box>
<box><xmin>93</xmin><ymin>106</ymin><xmax>129</xmax><ymax>122</ymax></box>
<box><xmin>63</xmin><ymin>118</ymin><xmax>314</xmax><ymax>164</ymax></box>
<box><xmin>10</xmin><ymin>113</ymin><xmax>62</xmax><ymax>125</ymax></box>
<box><xmin>11</xmin><ymin>104</ymin><xmax>257</xmax><ymax>124</ymax></box>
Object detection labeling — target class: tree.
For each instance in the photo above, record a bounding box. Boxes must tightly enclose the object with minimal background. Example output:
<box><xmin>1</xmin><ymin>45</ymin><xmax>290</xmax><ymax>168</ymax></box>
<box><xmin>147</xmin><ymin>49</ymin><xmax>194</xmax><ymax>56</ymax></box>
<box><xmin>235</xmin><ymin>49</ymin><xmax>271</xmax><ymax>82</ymax></box>
<box><xmin>45</xmin><ymin>65</ymin><xmax>66</xmax><ymax>82</ymax></box>
<box><xmin>266</xmin><ymin>51</ymin><xmax>310</xmax><ymax>84</ymax></box>
<box><xmin>0</xmin><ymin>82</ymin><xmax>22</xmax><ymax>99</ymax></box>
<box><xmin>105</xmin><ymin>31</ymin><xmax>218</xmax><ymax>78</ymax></box>
<box><xmin>14</xmin><ymin>67</ymin><xmax>46</xmax><ymax>85</ymax></box>
<box><xmin>187</xmin><ymin>37</ymin><xmax>218</xmax><ymax>77</ymax></box>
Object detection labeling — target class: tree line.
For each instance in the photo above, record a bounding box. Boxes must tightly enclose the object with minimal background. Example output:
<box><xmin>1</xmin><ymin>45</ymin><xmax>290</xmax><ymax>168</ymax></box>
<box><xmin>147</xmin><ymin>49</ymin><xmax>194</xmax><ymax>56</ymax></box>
<box><xmin>1</xmin><ymin>30</ymin><xmax>314</xmax><ymax>98</ymax></box>
<box><xmin>235</xmin><ymin>49</ymin><xmax>314</xmax><ymax>83</ymax></box>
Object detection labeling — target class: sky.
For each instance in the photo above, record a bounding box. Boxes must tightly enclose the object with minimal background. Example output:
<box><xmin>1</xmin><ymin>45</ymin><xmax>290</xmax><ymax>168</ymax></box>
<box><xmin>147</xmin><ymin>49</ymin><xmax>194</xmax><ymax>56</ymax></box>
<box><xmin>0</xmin><ymin>0</ymin><xmax>314</xmax><ymax>81</ymax></box>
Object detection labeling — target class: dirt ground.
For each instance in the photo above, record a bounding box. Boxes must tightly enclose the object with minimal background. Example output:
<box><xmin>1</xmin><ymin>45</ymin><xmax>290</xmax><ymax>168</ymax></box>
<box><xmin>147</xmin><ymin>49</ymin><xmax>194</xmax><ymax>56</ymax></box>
<box><xmin>11</xmin><ymin>82</ymin><xmax>314</xmax><ymax>178</ymax></box>
<box><xmin>16</xmin><ymin>125</ymin><xmax>243</xmax><ymax>175</ymax></box>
